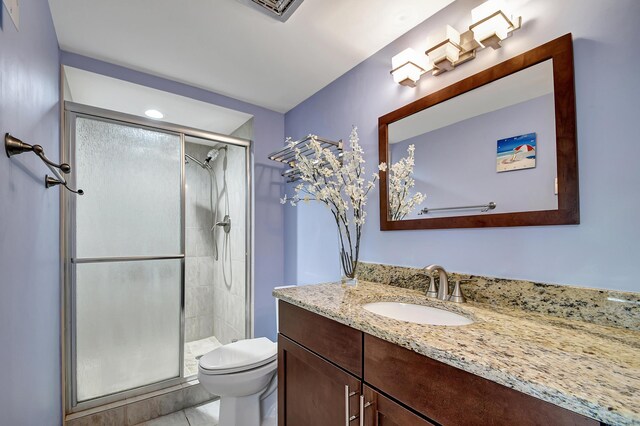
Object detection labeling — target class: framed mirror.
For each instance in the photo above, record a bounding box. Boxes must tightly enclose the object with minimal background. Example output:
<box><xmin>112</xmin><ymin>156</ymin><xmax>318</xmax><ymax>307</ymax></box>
<box><xmin>379</xmin><ymin>34</ymin><xmax>578</xmax><ymax>230</ymax></box>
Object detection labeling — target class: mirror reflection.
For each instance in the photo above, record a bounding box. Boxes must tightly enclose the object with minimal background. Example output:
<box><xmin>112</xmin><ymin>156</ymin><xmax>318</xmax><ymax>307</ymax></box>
<box><xmin>388</xmin><ymin>59</ymin><xmax>557</xmax><ymax>220</ymax></box>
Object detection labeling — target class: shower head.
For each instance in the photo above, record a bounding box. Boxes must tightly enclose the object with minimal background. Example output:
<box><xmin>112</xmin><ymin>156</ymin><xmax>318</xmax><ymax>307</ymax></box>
<box><xmin>205</xmin><ymin>148</ymin><xmax>219</xmax><ymax>164</ymax></box>
<box><xmin>204</xmin><ymin>146</ymin><xmax>227</xmax><ymax>164</ymax></box>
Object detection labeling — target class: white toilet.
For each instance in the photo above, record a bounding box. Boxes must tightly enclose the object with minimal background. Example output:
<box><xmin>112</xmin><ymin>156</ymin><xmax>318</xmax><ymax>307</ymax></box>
<box><xmin>198</xmin><ymin>337</ymin><xmax>277</xmax><ymax>426</ymax></box>
<box><xmin>198</xmin><ymin>290</ymin><xmax>294</xmax><ymax>425</ymax></box>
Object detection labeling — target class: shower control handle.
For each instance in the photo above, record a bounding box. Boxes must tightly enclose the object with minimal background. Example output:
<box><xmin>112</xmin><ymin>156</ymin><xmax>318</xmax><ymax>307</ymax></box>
<box><xmin>215</xmin><ymin>215</ymin><xmax>231</xmax><ymax>234</ymax></box>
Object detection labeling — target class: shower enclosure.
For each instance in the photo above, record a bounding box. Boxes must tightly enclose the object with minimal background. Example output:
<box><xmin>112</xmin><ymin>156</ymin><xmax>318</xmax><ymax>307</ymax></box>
<box><xmin>62</xmin><ymin>102</ymin><xmax>252</xmax><ymax>412</ymax></box>
<box><xmin>183</xmin><ymin>136</ymin><xmax>249</xmax><ymax>375</ymax></box>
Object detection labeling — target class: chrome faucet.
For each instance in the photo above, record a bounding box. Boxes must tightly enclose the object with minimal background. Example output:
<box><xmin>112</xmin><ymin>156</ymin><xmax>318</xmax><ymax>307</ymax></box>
<box><xmin>424</xmin><ymin>264</ymin><xmax>450</xmax><ymax>301</ymax></box>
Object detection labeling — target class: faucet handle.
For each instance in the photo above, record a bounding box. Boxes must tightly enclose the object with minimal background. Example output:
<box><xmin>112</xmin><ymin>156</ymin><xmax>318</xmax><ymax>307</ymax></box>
<box><xmin>448</xmin><ymin>279</ymin><xmax>469</xmax><ymax>303</ymax></box>
<box><xmin>426</xmin><ymin>275</ymin><xmax>438</xmax><ymax>298</ymax></box>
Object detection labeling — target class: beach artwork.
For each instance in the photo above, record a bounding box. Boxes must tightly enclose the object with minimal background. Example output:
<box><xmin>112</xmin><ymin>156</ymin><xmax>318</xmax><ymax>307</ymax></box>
<box><xmin>496</xmin><ymin>133</ymin><xmax>537</xmax><ymax>172</ymax></box>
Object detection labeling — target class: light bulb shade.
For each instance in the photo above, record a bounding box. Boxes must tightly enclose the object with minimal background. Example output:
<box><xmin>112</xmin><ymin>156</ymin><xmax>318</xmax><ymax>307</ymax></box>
<box><xmin>470</xmin><ymin>0</ymin><xmax>518</xmax><ymax>48</ymax></box>
<box><xmin>426</xmin><ymin>25</ymin><xmax>462</xmax><ymax>68</ymax></box>
<box><xmin>391</xmin><ymin>48</ymin><xmax>429</xmax><ymax>87</ymax></box>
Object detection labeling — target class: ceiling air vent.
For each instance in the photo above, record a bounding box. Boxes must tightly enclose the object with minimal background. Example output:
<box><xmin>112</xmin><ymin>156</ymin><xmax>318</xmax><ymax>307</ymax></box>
<box><xmin>236</xmin><ymin>0</ymin><xmax>305</xmax><ymax>22</ymax></box>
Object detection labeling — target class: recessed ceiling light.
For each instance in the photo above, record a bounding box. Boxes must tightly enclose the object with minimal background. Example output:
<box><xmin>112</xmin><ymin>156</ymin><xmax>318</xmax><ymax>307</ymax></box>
<box><xmin>145</xmin><ymin>109</ymin><xmax>164</xmax><ymax>119</ymax></box>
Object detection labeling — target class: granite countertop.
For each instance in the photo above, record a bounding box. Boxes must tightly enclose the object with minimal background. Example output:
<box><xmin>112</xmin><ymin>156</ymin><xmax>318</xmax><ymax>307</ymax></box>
<box><xmin>273</xmin><ymin>281</ymin><xmax>640</xmax><ymax>426</ymax></box>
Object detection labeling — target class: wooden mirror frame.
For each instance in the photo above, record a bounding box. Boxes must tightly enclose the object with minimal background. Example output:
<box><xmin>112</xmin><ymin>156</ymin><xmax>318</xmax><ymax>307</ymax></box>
<box><xmin>379</xmin><ymin>34</ymin><xmax>578</xmax><ymax>231</ymax></box>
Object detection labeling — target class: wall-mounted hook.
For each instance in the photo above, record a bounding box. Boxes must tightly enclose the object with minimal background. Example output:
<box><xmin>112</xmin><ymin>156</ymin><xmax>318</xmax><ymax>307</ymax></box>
<box><xmin>5</xmin><ymin>133</ymin><xmax>84</xmax><ymax>195</ymax></box>
<box><xmin>45</xmin><ymin>175</ymin><xmax>84</xmax><ymax>195</ymax></box>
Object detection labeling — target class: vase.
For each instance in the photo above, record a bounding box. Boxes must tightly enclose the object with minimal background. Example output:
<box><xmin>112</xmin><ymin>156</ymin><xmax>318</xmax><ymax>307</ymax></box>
<box><xmin>341</xmin><ymin>274</ymin><xmax>358</xmax><ymax>287</ymax></box>
<box><xmin>339</xmin><ymin>246</ymin><xmax>358</xmax><ymax>287</ymax></box>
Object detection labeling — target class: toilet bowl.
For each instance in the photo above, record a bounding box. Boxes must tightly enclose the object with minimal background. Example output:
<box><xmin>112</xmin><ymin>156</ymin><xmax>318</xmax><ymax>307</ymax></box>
<box><xmin>198</xmin><ymin>288</ymin><xmax>294</xmax><ymax>425</ymax></box>
<box><xmin>198</xmin><ymin>337</ymin><xmax>277</xmax><ymax>426</ymax></box>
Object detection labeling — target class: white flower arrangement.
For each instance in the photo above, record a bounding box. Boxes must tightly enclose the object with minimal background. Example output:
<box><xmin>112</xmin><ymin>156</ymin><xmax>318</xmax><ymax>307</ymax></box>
<box><xmin>387</xmin><ymin>144</ymin><xmax>426</xmax><ymax>221</ymax></box>
<box><xmin>280</xmin><ymin>127</ymin><xmax>424</xmax><ymax>280</ymax></box>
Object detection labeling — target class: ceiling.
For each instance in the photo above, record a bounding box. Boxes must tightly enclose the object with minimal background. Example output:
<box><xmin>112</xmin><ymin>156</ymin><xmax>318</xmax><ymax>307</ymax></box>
<box><xmin>48</xmin><ymin>0</ymin><xmax>454</xmax><ymax>113</ymax></box>
<box><xmin>64</xmin><ymin>66</ymin><xmax>253</xmax><ymax>135</ymax></box>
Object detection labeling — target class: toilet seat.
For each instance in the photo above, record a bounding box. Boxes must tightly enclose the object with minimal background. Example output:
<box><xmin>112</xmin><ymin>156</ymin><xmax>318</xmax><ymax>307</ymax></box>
<box><xmin>199</xmin><ymin>337</ymin><xmax>277</xmax><ymax>375</ymax></box>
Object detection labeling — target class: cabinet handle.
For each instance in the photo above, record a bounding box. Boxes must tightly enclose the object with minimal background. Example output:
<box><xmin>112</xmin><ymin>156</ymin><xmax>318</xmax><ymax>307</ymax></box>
<box><xmin>345</xmin><ymin>385</ymin><xmax>349</xmax><ymax>426</ymax></box>
<box><xmin>344</xmin><ymin>385</ymin><xmax>357</xmax><ymax>425</ymax></box>
<box><xmin>359</xmin><ymin>395</ymin><xmax>372</xmax><ymax>426</ymax></box>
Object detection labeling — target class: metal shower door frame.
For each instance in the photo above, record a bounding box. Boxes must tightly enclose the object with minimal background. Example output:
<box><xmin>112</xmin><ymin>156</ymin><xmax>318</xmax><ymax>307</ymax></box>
<box><xmin>61</xmin><ymin>102</ymin><xmax>253</xmax><ymax>414</ymax></box>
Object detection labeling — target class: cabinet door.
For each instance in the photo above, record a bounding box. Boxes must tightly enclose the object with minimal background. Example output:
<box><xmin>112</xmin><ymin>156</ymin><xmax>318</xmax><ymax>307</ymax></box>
<box><xmin>279</xmin><ymin>334</ymin><xmax>361</xmax><ymax>426</ymax></box>
<box><xmin>363</xmin><ymin>385</ymin><xmax>435</xmax><ymax>426</ymax></box>
<box><xmin>364</xmin><ymin>334</ymin><xmax>600</xmax><ymax>426</ymax></box>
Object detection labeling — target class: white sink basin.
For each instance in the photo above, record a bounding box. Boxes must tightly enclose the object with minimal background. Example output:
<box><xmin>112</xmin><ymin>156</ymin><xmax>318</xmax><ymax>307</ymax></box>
<box><xmin>363</xmin><ymin>302</ymin><xmax>474</xmax><ymax>326</ymax></box>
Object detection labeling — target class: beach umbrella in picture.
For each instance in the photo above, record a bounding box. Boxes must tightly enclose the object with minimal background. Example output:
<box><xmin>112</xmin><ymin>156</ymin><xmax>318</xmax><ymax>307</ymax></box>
<box><xmin>511</xmin><ymin>144</ymin><xmax>535</xmax><ymax>161</ymax></box>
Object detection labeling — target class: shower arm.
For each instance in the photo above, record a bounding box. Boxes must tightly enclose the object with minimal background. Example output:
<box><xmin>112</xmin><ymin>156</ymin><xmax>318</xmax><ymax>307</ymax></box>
<box><xmin>185</xmin><ymin>153</ymin><xmax>209</xmax><ymax>169</ymax></box>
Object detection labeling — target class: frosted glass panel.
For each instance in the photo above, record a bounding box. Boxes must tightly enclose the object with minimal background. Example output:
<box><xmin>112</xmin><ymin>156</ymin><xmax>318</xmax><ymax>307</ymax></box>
<box><xmin>75</xmin><ymin>260</ymin><xmax>181</xmax><ymax>402</ymax></box>
<box><xmin>75</xmin><ymin>117</ymin><xmax>181</xmax><ymax>257</ymax></box>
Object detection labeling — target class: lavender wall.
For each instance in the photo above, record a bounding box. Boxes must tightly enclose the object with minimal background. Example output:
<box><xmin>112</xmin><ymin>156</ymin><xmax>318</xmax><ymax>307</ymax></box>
<box><xmin>59</xmin><ymin>53</ymin><xmax>285</xmax><ymax>339</ymax></box>
<box><xmin>284</xmin><ymin>0</ymin><xmax>640</xmax><ymax>292</ymax></box>
<box><xmin>0</xmin><ymin>1</ymin><xmax>62</xmax><ymax>424</ymax></box>
<box><xmin>391</xmin><ymin>94</ymin><xmax>557</xmax><ymax>220</ymax></box>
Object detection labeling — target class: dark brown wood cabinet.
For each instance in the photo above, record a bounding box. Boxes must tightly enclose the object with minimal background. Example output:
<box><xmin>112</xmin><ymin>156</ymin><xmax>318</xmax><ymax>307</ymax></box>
<box><xmin>364</xmin><ymin>334</ymin><xmax>599</xmax><ymax>426</ymax></box>
<box><xmin>278</xmin><ymin>301</ymin><xmax>601</xmax><ymax>426</ymax></box>
<box><xmin>279</xmin><ymin>300</ymin><xmax>362</xmax><ymax>376</ymax></box>
<box><xmin>362</xmin><ymin>385</ymin><xmax>436</xmax><ymax>426</ymax></box>
<box><xmin>278</xmin><ymin>335</ymin><xmax>361</xmax><ymax>426</ymax></box>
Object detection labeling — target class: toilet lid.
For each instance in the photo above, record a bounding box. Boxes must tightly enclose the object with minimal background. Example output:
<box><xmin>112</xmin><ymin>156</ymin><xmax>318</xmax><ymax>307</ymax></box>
<box><xmin>199</xmin><ymin>337</ymin><xmax>277</xmax><ymax>374</ymax></box>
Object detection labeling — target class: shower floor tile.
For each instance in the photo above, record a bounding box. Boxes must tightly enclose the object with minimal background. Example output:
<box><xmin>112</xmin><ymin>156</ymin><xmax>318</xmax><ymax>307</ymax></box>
<box><xmin>184</xmin><ymin>336</ymin><xmax>222</xmax><ymax>377</ymax></box>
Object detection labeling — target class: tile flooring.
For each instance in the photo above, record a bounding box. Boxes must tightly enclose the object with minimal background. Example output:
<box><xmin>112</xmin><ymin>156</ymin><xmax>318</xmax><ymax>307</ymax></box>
<box><xmin>137</xmin><ymin>400</ymin><xmax>220</xmax><ymax>425</ymax></box>
<box><xmin>139</xmin><ymin>399</ymin><xmax>277</xmax><ymax>426</ymax></box>
<box><xmin>184</xmin><ymin>336</ymin><xmax>222</xmax><ymax>377</ymax></box>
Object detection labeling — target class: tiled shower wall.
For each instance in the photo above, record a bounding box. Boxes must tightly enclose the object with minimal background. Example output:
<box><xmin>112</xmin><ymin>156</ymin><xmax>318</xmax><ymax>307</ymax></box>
<box><xmin>184</xmin><ymin>133</ymin><xmax>249</xmax><ymax>344</ymax></box>
<box><xmin>211</xmin><ymin>123</ymin><xmax>250</xmax><ymax>344</ymax></box>
<box><xmin>185</xmin><ymin>142</ymin><xmax>217</xmax><ymax>342</ymax></box>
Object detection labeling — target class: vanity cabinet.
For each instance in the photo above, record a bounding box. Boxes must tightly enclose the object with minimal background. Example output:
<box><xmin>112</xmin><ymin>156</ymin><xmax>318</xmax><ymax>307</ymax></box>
<box><xmin>278</xmin><ymin>300</ymin><xmax>362</xmax><ymax>376</ymax></box>
<box><xmin>278</xmin><ymin>335</ymin><xmax>361</xmax><ymax>426</ymax></box>
<box><xmin>362</xmin><ymin>385</ymin><xmax>435</xmax><ymax>426</ymax></box>
<box><xmin>278</xmin><ymin>301</ymin><xmax>601</xmax><ymax>426</ymax></box>
<box><xmin>278</xmin><ymin>301</ymin><xmax>433</xmax><ymax>426</ymax></box>
<box><xmin>364</xmin><ymin>334</ymin><xmax>599</xmax><ymax>426</ymax></box>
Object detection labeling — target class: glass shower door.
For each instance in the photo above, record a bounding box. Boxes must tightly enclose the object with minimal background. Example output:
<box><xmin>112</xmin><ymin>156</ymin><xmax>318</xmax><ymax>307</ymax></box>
<box><xmin>69</xmin><ymin>115</ymin><xmax>184</xmax><ymax>403</ymax></box>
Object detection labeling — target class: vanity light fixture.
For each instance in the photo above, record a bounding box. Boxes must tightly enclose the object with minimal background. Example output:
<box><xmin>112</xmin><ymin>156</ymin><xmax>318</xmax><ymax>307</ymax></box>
<box><xmin>144</xmin><ymin>109</ymin><xmax>164</xmax><ymax>119</ymax></box>
<box><xmin>390</xmin><ymin>48</ymin><xmax>431</xmax><ymax>87</ymax></box>
<box><xmin>470</xmin><ymin>0</ymin><xmax>522</xmax><ymax>49</ymax></box>
<box><xmin>390</xmin><ymin>0</ymin><xmax>521</xmax><ymax>85</ymax></box>
<box><xmin>425</xmin><ymin>25</ymin><xmax>480</xmax><ymax>75</ymax></box>
<box><xmin>426</xmin><ymin>26</ymin><xmax>462</xmax><ymax>73</ymax></box>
